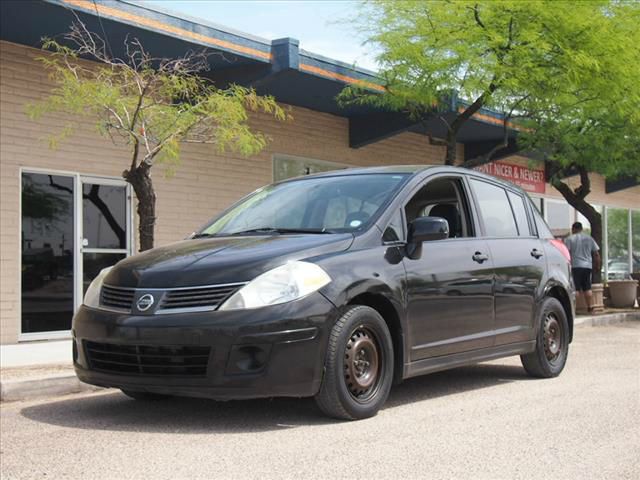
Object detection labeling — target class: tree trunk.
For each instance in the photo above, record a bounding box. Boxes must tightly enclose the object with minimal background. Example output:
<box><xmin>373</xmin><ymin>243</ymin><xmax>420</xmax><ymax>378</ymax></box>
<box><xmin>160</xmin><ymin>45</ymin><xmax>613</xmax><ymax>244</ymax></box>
<box><xmin>124</xmin><ymin>164</ymin><xmax>156</xmax><ymax>252</ymax></box>
<box><xmin>444</xmin><ymin>130</ymin><xmax>457</xmax><ymax>166</ymax></box>
<box><xmin>552</xmin><ymin>176</ymin><xmax>603</xmax><ymax>284</ymax></box>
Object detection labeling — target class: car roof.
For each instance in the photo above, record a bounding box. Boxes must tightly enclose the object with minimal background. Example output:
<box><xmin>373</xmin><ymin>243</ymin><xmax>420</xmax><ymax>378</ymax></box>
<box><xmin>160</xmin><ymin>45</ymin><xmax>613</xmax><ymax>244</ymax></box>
<box><xmin>280</xmin><ymin>165</ymin><xmax>529</xmax><ymax>196</ymax></box>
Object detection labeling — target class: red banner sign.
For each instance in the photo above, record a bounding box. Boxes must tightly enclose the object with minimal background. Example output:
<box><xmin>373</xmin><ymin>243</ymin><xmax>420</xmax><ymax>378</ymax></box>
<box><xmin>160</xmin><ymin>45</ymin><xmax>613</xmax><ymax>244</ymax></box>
<box><xmin>474</xmin><ymin>160</ymin><xmax>546</xmax><ymax>194</ymax></box>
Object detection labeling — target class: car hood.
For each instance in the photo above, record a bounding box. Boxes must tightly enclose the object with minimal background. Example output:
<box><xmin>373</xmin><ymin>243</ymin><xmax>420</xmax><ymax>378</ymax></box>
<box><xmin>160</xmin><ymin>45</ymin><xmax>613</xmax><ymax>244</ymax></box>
<box><xmin>105</xmin><ymin>233</ymin><xmax>354</xmax><ymax>288</ymax></box>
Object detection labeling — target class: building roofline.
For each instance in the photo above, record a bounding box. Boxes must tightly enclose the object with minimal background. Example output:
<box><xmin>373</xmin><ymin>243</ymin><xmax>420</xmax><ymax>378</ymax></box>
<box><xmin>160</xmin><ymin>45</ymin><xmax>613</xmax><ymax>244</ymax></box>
<box><xmin>45</xmin><ymin>0</ymin><xmax>514</xmax><ymax>120</ymax></box>
<box><xmin>119</xmin><ymin>0</ymin><xmax>272</xmax><ymax>47</ymax></box>
<box><xmin>1</xmin><ymin>0</ymin><xmax>524</xmax><ymax>144</ymax></box>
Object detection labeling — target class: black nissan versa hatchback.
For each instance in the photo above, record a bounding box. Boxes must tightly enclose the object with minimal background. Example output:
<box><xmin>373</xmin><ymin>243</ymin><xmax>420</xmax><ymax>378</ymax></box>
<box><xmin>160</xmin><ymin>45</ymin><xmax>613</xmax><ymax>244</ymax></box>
<box><xmin>73</xmin><ymin>166</ymin><xmax>575</xmax><ymax>420</ymax></box>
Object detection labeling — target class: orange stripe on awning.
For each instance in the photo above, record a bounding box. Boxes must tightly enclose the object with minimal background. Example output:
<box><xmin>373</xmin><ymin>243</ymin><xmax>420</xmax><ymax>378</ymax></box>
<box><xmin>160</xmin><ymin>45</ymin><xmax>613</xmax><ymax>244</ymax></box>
<box><xmin>299</xmin><ymin>63</ymin><xmax>385</xmax><ymax>92</ymax></box>
<box><xmin>61</xmin><ymin>0</ymin><xmax>272</xmax><ymax>60</ymax></box>
<box><xmin>458</xmin><ymin>107</ymin><xmax>531</xmax><ymax>132</ymax></box>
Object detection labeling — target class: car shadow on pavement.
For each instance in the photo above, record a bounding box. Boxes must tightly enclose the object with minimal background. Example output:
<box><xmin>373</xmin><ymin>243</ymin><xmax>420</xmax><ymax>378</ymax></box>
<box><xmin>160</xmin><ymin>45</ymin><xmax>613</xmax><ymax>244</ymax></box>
<box><xmin>385</xmin><ymin>363</ymin><xmax>531</xmax><ymax>408</ymax></box>
<box><xmin>20</xmin><ymin>363</ymin><xmax>530</xmax><ymax>433</ymax></box>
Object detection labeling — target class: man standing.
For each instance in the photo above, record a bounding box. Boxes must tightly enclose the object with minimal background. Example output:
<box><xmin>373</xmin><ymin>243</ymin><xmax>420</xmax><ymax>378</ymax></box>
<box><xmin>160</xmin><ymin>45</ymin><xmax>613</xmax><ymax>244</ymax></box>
<box><xmin>564</xmin><ymin>222</ymin><xmax>601</xmax><ymax>313</ymax></box>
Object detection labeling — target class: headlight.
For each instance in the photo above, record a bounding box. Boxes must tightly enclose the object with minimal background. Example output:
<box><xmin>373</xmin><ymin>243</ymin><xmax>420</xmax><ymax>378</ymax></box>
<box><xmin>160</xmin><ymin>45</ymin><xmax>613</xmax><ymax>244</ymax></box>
<box><xmin>83</xmin><ymin>266</ymin><xmax>112</xmax><ymax>309</ymax></box>
<box><xmin>219</xmin><ymin>261</ymin><xmax>331</xmax><ymax>311</ymax></box>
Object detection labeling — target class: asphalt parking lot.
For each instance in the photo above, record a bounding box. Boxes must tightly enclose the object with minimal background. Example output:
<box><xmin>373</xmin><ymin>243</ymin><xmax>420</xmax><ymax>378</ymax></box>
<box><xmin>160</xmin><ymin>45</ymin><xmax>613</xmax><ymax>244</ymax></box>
<box><xmin>1</xmin><ymin>322</ymin><xmax>638</xmax><ymax>480</ymax></box>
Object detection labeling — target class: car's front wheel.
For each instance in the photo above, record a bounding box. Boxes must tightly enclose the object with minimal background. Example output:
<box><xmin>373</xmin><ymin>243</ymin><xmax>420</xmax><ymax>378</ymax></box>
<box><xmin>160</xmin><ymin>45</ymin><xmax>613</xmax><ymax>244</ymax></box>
<box><xmin>315</xmin><ymin>305</ymin><xmax>394</xmax><ymax>420</ymax></box>
<box><xmin>521</xmin><ymin>297</ymin><xmax>569</xmax><ymax>378</ymax></box>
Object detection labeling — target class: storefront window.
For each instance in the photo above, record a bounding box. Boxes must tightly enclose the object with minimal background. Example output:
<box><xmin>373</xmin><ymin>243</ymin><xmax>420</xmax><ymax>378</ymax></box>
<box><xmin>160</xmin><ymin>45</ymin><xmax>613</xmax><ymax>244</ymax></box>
<box><xmin>576</xmin><ymin>205</ymin><xmax>601</xmax><ymax>235</ymax></box>
<box><xmin>607</xmin><ymin>208</ymin><xmax>630</xmax><ymax>280</ymax></box>
<box><xmin>546</xmin><ymin>200</ymin><xmax>571</xmax><ymax>238</ymax></box>
<box><xmin>530</xmin><ymin>197</ymin><xmax>543</xmax><ymax>215</ymax></box>
<box><xmin>632</xmin><ymin>210</ymin><xmax>640</xmax><ymax>275</ymax></box>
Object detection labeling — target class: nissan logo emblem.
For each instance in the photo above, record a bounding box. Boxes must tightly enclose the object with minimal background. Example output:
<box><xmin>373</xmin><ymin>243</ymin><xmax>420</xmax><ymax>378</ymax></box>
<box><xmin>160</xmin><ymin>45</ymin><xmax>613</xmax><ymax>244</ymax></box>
<box><xmin>136</xmin><ymin>293</ymin><xmax>155</xmax><ymax>312</ymax></box>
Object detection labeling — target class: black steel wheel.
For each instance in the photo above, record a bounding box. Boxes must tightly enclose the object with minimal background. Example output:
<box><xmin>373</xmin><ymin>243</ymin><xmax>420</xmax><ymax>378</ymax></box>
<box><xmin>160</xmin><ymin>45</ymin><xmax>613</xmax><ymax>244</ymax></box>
<box><xmin>315</xmin><ymin>305</ymin><xmax>394</xmax><ymax>420</ymax></box>
<box><xmin>521</xmin><ymin>297</ymin><xmax>569</xmax><ymax>378</ymax></box>
<box><xmin>344</xmin><ymin>326</ymin><xmax>383</xmax><ymax>402</ymax></box>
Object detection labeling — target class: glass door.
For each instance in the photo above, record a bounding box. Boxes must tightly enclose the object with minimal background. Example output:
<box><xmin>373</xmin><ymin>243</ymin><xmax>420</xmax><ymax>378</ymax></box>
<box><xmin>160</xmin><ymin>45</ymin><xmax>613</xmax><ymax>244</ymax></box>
<box><xmin>80</xmin><ymin>177</ymin><xmax>131</xmax><ymax>299</ymax></box>
<box><xmin>21</xmin><ymin>172</ymin><xmax>77</xmax><ymax>336</ymax></box>
<box><xmin>20</xmin><ymin>171</ymin><xmax>132</xmax><ymax>339</ymax></box>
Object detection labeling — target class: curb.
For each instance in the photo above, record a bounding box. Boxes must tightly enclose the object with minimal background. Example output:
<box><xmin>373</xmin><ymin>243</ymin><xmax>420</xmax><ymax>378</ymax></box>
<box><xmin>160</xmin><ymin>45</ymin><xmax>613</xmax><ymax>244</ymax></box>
<box><xmin>0</xmin><ymin>373</ymin><xmax>103</xmax><ymax>403</ymax></box>
<box><xmin>574</xmin><ymin>311</ymin><xmax>640</xmax><ymax>328</ymax></box>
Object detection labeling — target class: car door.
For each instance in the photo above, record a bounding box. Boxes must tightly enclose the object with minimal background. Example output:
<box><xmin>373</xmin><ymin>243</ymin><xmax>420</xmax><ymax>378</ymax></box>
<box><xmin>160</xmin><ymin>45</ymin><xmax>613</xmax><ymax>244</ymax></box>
<box><xmin>403</xmin><ymin>176</ymin><xmax>495</xmax><ymax>361</ymax></box>
<box><xmin>468</xmin><ymin>179</ymin><xmax>545</xmax><ymax>346</ymax></box>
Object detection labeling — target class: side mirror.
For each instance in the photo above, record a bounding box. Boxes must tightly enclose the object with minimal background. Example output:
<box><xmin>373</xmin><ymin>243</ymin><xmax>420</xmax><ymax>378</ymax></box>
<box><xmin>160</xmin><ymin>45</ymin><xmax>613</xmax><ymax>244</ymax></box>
<box><xmin>406</xmin><ymin>216</ymin><xmax>449</xmax><ymax>259</ymax></box>
<box><xmin>408</xmin><ymin>216</ymin><xmax>449</xmax><ymax>243</ymax></box>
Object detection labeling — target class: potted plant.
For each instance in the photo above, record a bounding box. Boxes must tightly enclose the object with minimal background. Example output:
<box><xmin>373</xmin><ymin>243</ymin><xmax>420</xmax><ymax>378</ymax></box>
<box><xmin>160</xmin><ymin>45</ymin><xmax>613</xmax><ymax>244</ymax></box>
<box><xmin>607</xmin><ymin>278</ymin><xmax>639</xmax><ymax>308</ymax></box>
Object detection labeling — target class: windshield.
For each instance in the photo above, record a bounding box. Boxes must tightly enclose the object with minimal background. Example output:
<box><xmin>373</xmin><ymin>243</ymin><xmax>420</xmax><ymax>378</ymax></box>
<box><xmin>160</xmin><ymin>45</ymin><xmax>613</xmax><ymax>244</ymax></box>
<box><xmin>197</xmin><ymin>173</ymin><xmax>409</xmax><ymax>236</ymax></box>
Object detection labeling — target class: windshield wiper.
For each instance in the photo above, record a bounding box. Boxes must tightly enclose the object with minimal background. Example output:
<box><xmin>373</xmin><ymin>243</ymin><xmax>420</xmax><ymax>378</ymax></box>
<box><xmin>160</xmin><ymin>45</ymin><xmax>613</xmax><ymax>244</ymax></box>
<box><xmin>191</xmin><ymin>232</ymin><xmax>215</xmax><ymax>239</ymax></box>
<box><xmin>229</xmin><ymin>227</ymin><xmax>335</xmax><ymax>235</ymax></box>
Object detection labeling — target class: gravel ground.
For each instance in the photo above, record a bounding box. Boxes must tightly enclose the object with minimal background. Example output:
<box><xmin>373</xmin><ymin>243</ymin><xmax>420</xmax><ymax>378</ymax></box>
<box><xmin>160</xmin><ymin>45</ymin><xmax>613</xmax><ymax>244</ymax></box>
<box><xmin>1</xmin><ymin>323</ymin><xmax>638</xmax><ymax>480</ymax></box>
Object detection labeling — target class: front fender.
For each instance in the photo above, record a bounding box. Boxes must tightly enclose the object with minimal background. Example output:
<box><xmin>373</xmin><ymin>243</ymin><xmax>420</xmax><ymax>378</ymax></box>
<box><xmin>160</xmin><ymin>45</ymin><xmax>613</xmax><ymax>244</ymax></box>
<box><xmin>316</xmin><ymin>245</ymin><xmax>406</xmax><ymax>313</ymax></box>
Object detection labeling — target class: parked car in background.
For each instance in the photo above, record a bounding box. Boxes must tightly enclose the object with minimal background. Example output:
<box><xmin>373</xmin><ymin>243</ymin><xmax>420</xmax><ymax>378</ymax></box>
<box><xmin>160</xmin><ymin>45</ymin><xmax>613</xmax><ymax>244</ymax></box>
<box><xmin>73</xmin><ymin>166</ymin><xmax>575</xmax><ymax>420</ymax></box>
<box><xmin>608</xmin><ymin>259</ymin><xmax>631</xmax><ymax>280</ymax></box>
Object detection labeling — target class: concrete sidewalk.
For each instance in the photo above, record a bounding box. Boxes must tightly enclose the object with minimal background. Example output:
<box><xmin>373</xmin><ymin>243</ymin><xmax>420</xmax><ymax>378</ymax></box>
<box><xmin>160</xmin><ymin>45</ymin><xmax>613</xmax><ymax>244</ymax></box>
<box><xmin>1</xmin><ymin>339</ymin><xmax>71</xmax><ymax>368</ymax></box>
<box><xmin>1</xmin><ymin>310</ymin><xmax>638</xmax><ymax>403</ymax></box>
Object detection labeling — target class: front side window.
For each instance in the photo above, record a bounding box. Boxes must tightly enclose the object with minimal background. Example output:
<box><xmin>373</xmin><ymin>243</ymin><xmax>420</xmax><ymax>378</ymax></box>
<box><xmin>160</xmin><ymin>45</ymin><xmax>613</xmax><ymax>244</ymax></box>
<box><xmin>404</xmin><ymin>177</ymin><xmax>474</xmax><ymax>238</ymax></box>
<box><xmin>198</xmin><ymin>174</ymin><xmax>409</xmax><ymax>236</ymax></box>
<box><xmin>470</xmin><ymin>179</ymin><xmax>518</xmax><ymax>237</ymax></box>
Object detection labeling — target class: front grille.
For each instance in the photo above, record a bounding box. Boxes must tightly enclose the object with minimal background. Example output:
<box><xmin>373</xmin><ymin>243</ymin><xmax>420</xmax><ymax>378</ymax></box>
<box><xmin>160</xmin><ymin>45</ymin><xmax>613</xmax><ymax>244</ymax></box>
<box><xmin>85</xmin><ymin>341</ymin><xmax>211</xmax><ymax>376</ymax></box>
<box><xmin>100</xmin><ymin>285</ymin><xmax>135</xmax><ymax>311</ymax></box>
<box><xmin>158</xmin><ymin>284</ymin><xmax>240</xmax><ymax>312</ymax></box>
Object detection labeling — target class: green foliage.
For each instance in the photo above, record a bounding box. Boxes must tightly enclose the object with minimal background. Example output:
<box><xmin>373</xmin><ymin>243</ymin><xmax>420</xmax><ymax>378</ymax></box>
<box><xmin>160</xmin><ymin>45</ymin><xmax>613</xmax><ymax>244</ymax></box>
<box><xmin>345</xmin><ymin>0</ymin><xmax>640</xmax><ymax>174</ymax></box>
<box><xmin>27</xmin><ymin>34</ymin><xmax>289</xmax><ymax>174</ymax></box>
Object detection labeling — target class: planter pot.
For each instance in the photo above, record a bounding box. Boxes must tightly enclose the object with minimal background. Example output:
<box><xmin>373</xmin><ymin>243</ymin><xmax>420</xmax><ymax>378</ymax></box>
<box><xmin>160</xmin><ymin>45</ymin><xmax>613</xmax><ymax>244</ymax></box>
<box><xmin>575</xmin><ymin>283</ymin><xmax>604</xmax><ymax>314</ymax></box>
<box><xmin>591</xmin><ymin>283</ymin><xmax>605</xmax><ymax>313</ymax></box>
<box><xmin>576</xmin><ymin>294</ymin><xmax>588</xmax><ymax>314</ymax></box>
<box><xmin>607</xmin><ymin>280</ymin><xmax>639</xmax><ymax>308</ymax></box>
<box><xmin>631</xmin><ymin>273</ymin><xmax>640</xmax><ymax>303</ymax></box>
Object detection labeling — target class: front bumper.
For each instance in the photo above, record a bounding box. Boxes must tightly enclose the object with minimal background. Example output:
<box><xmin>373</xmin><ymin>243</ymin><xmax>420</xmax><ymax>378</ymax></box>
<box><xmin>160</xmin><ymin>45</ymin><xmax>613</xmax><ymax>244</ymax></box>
<box><xmin>73</xmin><ymin>292</ymin><xmax>338</xmax><ymax>400</ymax></box>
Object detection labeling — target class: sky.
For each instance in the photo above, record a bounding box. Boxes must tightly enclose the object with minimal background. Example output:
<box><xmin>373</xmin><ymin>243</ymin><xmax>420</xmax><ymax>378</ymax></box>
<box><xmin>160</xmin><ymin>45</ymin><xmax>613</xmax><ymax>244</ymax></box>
<box><xmin>143</xmin><ymin>0</ymin><xmax>379</xmax><ymax>71</ymax></box>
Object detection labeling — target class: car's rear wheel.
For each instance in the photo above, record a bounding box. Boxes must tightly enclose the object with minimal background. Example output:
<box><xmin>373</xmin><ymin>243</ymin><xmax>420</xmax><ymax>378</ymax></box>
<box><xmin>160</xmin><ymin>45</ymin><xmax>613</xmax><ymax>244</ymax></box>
<box><xmin>315</xmin><ymin>305</ymin><xmax>394</xmax><ymax>420</ymax></box>
<box><xmin>521</xmin><ymin>297</ymin><xmax>569</xmax><ymax>378</ymax></box>
<box><xmin>120</xmin><ymin>389</ymin><xmax>170</xmax><ymax>401</ymax></box>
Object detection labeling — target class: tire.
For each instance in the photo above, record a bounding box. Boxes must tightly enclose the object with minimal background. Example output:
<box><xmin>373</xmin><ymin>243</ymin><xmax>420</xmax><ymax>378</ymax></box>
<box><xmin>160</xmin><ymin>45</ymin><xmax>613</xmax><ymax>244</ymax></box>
<box><xmin>120</xmin><ymin>389</ymin><xmax>170</xmax><ymax>401</ymax></box>
<box><xmin>315</xmin><ymin>305</ymin><xmax>394</xmax><ymax>420</ymax></box>
<box><xmin>521</xmin><ymin>297</ymin><xmax>569</xmax><ymax>378</ymax></box>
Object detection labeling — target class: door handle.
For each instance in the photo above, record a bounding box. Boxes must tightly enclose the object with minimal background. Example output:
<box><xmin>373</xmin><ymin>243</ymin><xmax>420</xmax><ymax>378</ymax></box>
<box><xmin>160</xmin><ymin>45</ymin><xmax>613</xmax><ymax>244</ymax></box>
<box><xmin>531</xmin><ymin>248</ymin><xmax>544</xmax><ymax>259</ymax></box>
<box><xmin>472</xmin><ymin>251</ymin><xmax>489</xmax><ymax>263</ymax></box>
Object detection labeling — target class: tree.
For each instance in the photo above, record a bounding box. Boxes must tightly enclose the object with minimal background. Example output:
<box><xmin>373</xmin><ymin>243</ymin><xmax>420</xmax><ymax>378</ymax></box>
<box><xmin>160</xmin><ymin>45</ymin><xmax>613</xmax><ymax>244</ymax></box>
<box><xmin>523</xmin><ymin>102</ymin><xmax>639</xmax><ymax>281</ymax></box>
<box><xmin>344</xmin><ymin>1</ymin><xmax>640</xmax><ymax>282</ymax></box>
<box><xmin>28</xmin><ymin>21</ymin><xmax>288</xmax><ymax>251</ymax></box>
<box><xmin>344</xmin><ymin>0</ymin><xmax>639</xmax><ymax>166</ymax></box>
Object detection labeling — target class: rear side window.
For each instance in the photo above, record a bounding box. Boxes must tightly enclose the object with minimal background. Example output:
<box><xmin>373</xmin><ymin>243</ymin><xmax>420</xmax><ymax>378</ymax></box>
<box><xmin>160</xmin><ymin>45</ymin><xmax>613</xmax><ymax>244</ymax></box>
<box><xmin>470</xmin><ymin>179</ymin><xmax>518</xmax><ymax>237</ymax></box>
<box><xmin>507</xmin><ymin>191</ymin><xmax>532</xmax><ymax>236</ymax></box>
